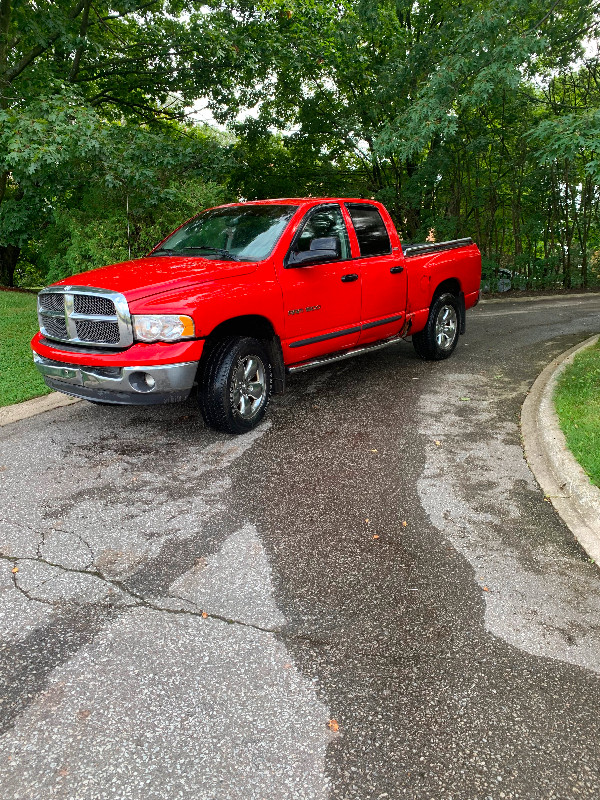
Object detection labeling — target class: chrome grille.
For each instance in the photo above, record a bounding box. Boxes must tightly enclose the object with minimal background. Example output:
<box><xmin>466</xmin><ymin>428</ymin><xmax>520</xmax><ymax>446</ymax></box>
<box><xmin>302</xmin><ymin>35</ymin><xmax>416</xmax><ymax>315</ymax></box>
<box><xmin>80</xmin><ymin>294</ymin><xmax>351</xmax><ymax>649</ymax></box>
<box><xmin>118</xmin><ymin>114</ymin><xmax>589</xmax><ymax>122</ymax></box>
<box><xmin>40</xmin><ymin>294</ymin><xmax>65</xmax><ymax>313</ymax></box>
<box><xmin>75</xmin><ymin>320</ymin><xmax>120</xmax><ymax>344</ymax></box>
<box><xmin>42</xmin><ymin>316</ymin><xmax>69</xmax><ymax>340</ymax></box>
<box><xmin>37</xmin><ymin>286</ymin><xmax>133</xmax><ymax>349</ymax></box>
<box><xmin>73</xmin><ymin>295</ymin><xmax>115</xmax><ymax>316</ymax></box>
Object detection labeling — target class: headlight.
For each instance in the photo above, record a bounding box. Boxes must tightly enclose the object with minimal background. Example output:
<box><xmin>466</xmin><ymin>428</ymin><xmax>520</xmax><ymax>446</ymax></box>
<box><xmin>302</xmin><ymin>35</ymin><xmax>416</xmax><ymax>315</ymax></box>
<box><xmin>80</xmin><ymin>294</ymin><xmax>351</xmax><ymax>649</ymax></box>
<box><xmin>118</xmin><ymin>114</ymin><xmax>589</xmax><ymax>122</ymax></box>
<box><xmin>132</xmin><ymin>314</ymin><xmax>195</xmax><ymax>343</ymax></box>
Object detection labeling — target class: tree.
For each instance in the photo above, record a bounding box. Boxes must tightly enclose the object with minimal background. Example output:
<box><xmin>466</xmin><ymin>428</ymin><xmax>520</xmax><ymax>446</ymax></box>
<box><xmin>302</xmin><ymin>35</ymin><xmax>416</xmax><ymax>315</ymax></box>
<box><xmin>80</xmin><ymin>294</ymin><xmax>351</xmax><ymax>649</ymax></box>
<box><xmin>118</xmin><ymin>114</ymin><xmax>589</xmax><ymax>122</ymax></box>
<box><xmin>530</xmin><ymin>62</ymin><xmax>600</xmax><ymax>287</ymax></box>
<box><xmin>0</xmin><ymin>0</ymin><xmax>245</xmax><ymax>285</ymax></box>
<box><xmin>200</xmin><ymin>0</ymin><xmax>599</xmax><ymax>289</ymax></box>
<box><xmin>220</xmin><ymin>0</ymin><xmax>597</xmax><ymax>233</ymax></box>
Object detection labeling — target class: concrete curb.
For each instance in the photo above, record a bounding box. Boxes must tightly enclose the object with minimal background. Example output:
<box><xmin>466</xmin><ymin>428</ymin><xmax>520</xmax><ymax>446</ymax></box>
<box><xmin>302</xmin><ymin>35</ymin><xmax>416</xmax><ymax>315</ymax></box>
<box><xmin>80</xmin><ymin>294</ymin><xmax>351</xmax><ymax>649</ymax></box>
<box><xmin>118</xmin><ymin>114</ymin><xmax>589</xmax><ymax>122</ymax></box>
<box><xmin>0</xmin><ymin>393</ymin><xmax>81</xmax><ymax>428</ymax></box>
<box><xmin>521</xmin><ymin>334</ymin><xmax>600</xmax><ymax>563</ymax></box>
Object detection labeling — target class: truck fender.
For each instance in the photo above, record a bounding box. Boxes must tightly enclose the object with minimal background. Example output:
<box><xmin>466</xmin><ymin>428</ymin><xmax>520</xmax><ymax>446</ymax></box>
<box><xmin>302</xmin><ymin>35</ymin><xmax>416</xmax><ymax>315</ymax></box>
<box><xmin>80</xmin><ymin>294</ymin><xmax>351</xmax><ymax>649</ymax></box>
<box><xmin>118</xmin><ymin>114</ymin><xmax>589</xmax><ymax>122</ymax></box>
<box><xmin>200</xmin><ymin>315</ymin><xmax>287</xmax><ymax>395</ymax></box>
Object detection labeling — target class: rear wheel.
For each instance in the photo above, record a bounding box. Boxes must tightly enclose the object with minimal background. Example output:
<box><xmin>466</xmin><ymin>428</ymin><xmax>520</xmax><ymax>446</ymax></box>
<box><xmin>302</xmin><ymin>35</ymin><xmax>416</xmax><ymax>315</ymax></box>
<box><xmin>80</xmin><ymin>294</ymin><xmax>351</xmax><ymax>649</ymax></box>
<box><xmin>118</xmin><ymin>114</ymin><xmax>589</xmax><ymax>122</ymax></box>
<box><xmin>412</xmin><ymin>293</ymin><xmax>460</xmax><ymax>361</ymax></box>
<box><xmin>199</xmin><ymin>336</ymin><xmax>272</xmax><ymax>434</ymax></box>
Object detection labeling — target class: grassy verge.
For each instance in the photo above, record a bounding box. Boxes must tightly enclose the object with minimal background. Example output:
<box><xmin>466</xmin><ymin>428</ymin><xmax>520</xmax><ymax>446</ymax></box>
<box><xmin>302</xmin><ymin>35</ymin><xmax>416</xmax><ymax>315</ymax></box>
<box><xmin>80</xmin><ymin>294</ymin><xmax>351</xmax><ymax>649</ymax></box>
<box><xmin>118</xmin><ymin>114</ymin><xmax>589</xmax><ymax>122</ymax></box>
<box><xmin>554</xmin><ymin>339</ymin><xmax>600</xmax><ymax>488</ymax></box>
<box><xmin>0</xmin><ymin>290</ymin><xmax>51</xmax><ymax>407</ymax></box>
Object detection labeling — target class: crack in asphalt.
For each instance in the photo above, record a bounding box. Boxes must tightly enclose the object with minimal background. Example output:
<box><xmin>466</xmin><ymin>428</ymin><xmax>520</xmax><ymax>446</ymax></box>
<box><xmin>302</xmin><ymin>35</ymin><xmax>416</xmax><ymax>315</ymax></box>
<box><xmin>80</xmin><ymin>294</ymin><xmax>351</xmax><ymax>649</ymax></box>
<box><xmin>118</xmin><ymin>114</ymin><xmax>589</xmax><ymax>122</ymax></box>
<box><xmin>2</xmin><ymin>552</ymin><xmax>334</xmax><ymax>650</ymax></box>
<box><xmin>1</xmin><ymin>553</ymin><xmax>283</xmax><ymax>636</ymax></box>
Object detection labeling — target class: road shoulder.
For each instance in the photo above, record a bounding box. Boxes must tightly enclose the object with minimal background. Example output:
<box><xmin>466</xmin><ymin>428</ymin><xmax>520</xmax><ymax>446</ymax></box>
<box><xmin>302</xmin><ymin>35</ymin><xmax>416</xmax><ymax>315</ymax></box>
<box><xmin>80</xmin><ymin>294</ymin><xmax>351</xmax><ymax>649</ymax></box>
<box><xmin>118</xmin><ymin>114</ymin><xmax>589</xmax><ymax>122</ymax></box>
<box><xmin>0</xmin><ymin>393</ymin><xmax>80</xmax><ymax>427</ymax></box>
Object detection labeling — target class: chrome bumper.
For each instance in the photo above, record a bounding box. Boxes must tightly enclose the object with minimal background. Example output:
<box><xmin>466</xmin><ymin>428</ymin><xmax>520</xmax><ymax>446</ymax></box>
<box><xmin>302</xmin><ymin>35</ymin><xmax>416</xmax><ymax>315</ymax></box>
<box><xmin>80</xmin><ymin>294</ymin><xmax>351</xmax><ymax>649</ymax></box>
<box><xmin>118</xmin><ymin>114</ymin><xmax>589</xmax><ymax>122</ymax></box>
<box><xmin>33</xmin><ymin>354</ymin><xmax>198</xmax><ymax>405</ymax></box>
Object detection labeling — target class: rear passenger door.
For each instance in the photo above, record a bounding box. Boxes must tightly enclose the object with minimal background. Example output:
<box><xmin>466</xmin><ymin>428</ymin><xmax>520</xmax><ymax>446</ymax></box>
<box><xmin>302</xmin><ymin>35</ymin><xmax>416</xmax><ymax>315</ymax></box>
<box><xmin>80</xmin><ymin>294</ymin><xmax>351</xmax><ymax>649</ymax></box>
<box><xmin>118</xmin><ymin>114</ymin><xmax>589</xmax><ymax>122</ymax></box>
<box><xmin>345</xmin><ymin>203</ymin><xmax>408</xmax><ymax>344</ymax></box>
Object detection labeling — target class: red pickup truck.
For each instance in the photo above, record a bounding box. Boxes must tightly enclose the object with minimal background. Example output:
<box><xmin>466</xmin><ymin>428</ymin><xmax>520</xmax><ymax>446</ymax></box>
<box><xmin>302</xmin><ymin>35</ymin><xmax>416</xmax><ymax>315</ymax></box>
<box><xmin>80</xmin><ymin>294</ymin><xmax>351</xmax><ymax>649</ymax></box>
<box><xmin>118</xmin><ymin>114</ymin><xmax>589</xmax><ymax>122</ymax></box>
<box><xmin>32</xmin><ymin>198</ymin><xmax>481</xmax><ymax>433</ymax></box>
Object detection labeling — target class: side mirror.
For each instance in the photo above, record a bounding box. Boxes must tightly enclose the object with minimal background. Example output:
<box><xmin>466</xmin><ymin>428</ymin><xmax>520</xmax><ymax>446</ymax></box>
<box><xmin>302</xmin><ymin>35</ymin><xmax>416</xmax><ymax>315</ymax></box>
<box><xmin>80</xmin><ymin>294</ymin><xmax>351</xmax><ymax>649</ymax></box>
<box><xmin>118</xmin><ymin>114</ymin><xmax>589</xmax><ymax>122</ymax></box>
<box><xmin>287</xmin><ymin>237</ymin><xmax>341</xmax><ymax>267</ymax></box>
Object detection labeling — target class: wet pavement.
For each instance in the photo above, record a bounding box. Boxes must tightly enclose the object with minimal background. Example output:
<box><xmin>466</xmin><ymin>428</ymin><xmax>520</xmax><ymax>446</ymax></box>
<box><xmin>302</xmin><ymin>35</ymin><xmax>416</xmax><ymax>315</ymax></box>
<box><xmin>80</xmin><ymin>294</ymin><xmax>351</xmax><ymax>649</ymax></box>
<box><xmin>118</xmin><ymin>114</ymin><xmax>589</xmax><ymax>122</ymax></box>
<box><xmin>1</xmin><ymin>294</ymin><xmax>600</xmax><ymax>799</ymax></box>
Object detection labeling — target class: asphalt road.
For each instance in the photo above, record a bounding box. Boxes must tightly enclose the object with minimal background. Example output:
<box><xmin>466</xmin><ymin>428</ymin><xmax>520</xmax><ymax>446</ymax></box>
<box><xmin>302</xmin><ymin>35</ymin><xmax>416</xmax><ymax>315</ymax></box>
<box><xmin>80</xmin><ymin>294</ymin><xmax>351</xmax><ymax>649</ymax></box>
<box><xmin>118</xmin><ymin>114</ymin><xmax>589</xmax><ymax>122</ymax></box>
<box><xmin>1</xmin><ymin>294</ymin><xmax>600</xmax><ymax>800</ymax></box>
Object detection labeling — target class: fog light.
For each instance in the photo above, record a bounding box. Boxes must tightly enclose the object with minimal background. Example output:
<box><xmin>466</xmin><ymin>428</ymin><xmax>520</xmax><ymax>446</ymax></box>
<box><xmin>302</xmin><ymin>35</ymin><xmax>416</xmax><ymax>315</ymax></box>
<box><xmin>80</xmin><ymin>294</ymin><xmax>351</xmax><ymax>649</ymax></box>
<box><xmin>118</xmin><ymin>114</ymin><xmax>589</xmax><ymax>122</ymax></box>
<box><xmin>129</xmin><ymin>371</ymin><xmax>156</xmax><ymax>393</ymax></box>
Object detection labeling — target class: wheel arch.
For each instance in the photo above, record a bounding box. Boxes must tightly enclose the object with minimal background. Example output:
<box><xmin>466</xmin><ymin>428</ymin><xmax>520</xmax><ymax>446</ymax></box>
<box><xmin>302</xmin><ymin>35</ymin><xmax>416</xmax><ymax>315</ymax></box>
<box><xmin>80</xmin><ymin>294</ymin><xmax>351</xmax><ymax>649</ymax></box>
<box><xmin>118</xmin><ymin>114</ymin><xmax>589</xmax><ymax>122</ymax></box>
<box><xmin>200</xmin><ymin>315</ymin><xmax>286</xmax><ymax>394</ymax></box>
<box><xmin>431</xmin><ymin>278</ymin><xmax>466</xmax><ymax>335</ymax></box>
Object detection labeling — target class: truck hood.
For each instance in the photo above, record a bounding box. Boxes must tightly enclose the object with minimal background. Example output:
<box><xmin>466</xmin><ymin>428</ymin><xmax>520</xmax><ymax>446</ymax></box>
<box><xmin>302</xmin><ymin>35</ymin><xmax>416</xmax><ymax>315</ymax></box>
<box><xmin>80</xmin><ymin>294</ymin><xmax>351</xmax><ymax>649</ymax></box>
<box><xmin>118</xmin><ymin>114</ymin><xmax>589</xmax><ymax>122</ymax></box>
<box><xmin>52</xmin><ymin>256</ymin><xmax>259</xmax><ymax>303</ymax></box>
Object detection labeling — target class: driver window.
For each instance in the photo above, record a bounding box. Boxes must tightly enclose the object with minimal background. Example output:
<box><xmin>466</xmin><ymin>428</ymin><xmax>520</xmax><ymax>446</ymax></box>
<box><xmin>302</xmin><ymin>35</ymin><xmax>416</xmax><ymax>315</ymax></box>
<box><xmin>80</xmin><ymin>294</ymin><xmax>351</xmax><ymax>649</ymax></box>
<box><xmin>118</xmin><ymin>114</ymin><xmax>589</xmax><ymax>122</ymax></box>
<box><xmin>295</xmin><ymin>206</ymin><xmax>351</xmax><ymax>261</ymax></box>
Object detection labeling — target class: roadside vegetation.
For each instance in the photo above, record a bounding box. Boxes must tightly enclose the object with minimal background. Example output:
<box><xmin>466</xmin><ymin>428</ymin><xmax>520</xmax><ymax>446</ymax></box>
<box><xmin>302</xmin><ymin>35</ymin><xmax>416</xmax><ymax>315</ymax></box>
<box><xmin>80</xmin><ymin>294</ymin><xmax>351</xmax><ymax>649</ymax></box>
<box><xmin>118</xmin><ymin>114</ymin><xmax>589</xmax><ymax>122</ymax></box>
<box><xmin>0</xmin><ymin>291</ymin><xmax>50</xmax><ymax>407</ymax></box>
<box><xmin>555</xmin><ymin>341</ymin><xmax>600</xmax><ymax>488</ymax></box>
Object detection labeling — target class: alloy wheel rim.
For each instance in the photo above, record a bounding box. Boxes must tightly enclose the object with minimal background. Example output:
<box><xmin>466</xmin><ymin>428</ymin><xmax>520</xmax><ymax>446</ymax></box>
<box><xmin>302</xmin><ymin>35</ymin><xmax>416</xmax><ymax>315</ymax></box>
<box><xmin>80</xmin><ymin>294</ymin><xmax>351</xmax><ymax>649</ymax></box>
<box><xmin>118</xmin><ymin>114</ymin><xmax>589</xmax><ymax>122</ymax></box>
<box><xmin>435</xmin><ymin>305</ymin><xmax>458</xmax><ymax>350</ymax></box>
<box><xmin>231</xmin><ymin>355</ymin><xmax>266</xmax><ymax>419</ymax></box>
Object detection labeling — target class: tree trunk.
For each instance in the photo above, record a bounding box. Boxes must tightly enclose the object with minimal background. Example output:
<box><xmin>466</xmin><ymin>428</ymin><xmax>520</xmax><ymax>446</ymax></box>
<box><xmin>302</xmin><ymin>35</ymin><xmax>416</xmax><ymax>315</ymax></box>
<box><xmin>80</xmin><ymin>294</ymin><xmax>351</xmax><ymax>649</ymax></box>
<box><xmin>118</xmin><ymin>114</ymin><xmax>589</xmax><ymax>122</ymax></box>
<box><xmin>0</xmin><ymin>243</ymin><xmax>20</xmax><ymax>286</ymax></box>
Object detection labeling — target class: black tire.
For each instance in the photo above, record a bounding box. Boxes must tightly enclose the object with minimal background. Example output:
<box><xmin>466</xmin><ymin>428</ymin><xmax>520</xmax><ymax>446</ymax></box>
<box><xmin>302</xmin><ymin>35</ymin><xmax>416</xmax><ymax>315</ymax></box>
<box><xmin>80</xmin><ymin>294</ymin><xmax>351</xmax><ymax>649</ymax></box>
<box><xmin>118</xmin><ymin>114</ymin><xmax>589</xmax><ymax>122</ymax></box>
<box><xmin>412</xmin><ymin>292</ymin><xmax>460</xmax><ymax>361</ymax></box>
<box><xmin>199</xmin><ymin>336</ymin><xmax>272</xmax><ymax>434</ymax></box>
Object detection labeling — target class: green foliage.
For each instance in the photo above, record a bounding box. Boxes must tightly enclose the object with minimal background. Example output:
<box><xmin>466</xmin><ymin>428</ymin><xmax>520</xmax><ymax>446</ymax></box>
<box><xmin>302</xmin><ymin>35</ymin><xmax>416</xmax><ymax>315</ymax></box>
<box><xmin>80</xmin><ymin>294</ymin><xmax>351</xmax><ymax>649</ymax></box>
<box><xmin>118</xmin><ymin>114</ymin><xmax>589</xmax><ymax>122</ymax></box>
<box><xmin>1</xmin><ymin>0</ymin><xmax>600</xmax><ymax>293</ymax></box>
<box><xmin>0</xmin><ymin>0</ymin><xmax>242</xmax><ymax>285</ymax></box>
<box><xmin>39</xmin><ymin>175</ymin><xmax>231</xmax><ymax>283</ymax></box>
<box><xmin>555</xmin><ymin>342</ymin><xmax>600</xmax><ymax>488</ymax></box>
<box><xmin>0</xmin><ymin>92</ymin><xmax>234</xmax><ymax>284</ymax></box>
<box><xmin>222</xmin><ymin>0</ymin><xmax>600</xmax><ymax>289</ymax></box>
<box><xmin>227</xmin><ymin>122</ymin><xmax>365</xmax><ymax>201</ymax></box>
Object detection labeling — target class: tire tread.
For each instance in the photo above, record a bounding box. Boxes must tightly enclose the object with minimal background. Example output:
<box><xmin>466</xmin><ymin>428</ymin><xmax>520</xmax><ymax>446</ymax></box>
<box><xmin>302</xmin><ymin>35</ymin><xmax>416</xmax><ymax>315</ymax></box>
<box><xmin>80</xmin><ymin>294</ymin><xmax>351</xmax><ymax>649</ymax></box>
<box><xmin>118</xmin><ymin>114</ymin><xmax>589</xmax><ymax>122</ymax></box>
<box><xmin>412</xmin><ymin>293</ymin><xmax>460</xmax><ymax>361</ymax></box>
<box><xmin>199</xmin><ymin>336</ymin><xmax>272</xmax><ymax>434</ymax></box>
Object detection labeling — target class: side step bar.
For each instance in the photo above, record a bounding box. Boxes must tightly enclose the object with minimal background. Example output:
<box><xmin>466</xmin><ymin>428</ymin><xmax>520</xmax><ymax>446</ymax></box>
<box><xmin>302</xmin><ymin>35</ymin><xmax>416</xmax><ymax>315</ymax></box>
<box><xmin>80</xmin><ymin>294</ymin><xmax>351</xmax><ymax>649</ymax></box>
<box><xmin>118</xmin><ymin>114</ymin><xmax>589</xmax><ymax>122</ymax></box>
<box><xmin>287</xmin><ymin>334</ymin><xmax>404</xmax><ymax>374</ymax></box>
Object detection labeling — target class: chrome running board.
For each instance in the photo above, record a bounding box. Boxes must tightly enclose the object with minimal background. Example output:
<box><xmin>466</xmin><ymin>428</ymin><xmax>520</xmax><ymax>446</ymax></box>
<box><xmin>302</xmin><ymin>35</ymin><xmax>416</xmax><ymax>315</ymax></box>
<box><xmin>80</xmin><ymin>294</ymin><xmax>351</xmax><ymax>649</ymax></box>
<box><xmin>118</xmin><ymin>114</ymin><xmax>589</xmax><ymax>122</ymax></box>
<box><xmin>287</xmin><ymin>334</ymin><xmax>404</xmax><ymax>374</ymax></box>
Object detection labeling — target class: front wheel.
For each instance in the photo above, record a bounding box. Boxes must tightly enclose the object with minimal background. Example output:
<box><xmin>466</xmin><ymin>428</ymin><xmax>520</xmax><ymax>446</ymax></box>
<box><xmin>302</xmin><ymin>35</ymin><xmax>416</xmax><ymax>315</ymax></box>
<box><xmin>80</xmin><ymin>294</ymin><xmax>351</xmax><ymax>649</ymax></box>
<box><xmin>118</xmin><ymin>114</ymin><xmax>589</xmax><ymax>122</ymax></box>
<box><xmin>199</xmin><ymin>337</ymin><xmax>272</xmax><ymax>434</ymax></box>
<box><xmin>412</xmin><ymin>293</ymin><xmax>460</xmax><ymax>361</ymax></box>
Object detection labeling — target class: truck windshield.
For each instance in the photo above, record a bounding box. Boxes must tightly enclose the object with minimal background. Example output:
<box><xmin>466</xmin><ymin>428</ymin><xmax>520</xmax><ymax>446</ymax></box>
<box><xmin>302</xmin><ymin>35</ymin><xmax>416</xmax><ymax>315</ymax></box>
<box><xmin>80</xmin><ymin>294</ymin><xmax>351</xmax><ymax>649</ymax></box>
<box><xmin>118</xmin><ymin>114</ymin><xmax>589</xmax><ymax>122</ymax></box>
<box><xmin>152</xmin><ymin>205</ymin><xmax>296</xmax><ymax>262</ymax></box>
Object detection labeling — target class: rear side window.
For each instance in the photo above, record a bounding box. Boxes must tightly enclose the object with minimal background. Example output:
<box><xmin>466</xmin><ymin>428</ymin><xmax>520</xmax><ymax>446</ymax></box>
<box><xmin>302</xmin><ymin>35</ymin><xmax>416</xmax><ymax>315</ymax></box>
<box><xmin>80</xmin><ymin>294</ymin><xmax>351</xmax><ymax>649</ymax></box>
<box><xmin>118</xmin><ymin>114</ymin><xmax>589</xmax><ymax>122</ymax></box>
<box><xmin>346</xmin><ymin>203</ymin><xmax>392</xmax><ymax>258</ymax></box>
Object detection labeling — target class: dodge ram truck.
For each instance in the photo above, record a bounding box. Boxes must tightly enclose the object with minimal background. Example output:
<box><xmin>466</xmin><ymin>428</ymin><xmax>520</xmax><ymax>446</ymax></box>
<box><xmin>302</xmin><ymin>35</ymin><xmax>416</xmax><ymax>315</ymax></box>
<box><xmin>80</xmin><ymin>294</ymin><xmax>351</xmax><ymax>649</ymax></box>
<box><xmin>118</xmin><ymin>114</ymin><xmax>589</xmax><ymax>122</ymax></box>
<box><xmin>31</xmin><ymin>198</ymin><xmax>481</xmax><ymax>433</ymax></box>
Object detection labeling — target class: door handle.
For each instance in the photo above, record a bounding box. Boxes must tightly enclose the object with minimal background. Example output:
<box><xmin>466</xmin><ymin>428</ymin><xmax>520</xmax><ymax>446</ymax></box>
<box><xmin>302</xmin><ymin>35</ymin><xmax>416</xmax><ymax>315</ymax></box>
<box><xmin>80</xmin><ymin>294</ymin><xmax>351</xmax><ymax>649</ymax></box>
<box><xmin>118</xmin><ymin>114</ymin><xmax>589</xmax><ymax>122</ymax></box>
<box><xmin>390</xmin><ymin>265</ymin><xmax>404</xmax><ymax>274</ymax></box>
<box><xmin>341</xmin><ymin>273</ymin><xmax>359</xmax><ymax>282</ymax></box>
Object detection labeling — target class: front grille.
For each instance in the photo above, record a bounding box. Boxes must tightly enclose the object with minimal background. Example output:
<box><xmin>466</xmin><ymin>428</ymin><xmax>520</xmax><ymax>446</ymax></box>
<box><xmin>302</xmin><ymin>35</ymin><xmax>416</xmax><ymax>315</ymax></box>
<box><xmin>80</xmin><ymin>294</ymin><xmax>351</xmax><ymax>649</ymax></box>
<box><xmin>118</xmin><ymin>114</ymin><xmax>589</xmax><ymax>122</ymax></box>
<box><xmin>40</xmin><ymin>294</ymin><xmax>65</xmax><ymax>312</ymax></box>
<box><xmin>37</xmin><ymin>287</ymin><xmax>132</xmax><ymax>349</ymax></box>
<box><xmin>73</xmin><ymin>295</ymin><xmax>115</xmax><ymax>316</ymax></box>
<box><xmin>75</xmin><ymin>320</ymin><xmax>120</xmax><ymax>344</ymax></box>
<box><xmin>42</xmin><ymin>316</ymin><xmax>68</xmax><ymax>339</ymax></box>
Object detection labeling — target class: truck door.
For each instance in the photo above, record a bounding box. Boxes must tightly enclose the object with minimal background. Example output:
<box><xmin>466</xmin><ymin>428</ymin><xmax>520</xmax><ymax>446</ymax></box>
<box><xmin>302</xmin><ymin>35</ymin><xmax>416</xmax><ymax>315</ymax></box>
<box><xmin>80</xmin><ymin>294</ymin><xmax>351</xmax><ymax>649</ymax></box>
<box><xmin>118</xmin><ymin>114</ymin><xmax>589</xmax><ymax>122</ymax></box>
<box><xmin>277</xmin><ymin>203</ymin><xmax>362</xmax><ymax>362</ymax></box>
<box><xmin>345</xmin><ymin>203</ymin><xmax>408</xmax><ymax>344</ymax></box>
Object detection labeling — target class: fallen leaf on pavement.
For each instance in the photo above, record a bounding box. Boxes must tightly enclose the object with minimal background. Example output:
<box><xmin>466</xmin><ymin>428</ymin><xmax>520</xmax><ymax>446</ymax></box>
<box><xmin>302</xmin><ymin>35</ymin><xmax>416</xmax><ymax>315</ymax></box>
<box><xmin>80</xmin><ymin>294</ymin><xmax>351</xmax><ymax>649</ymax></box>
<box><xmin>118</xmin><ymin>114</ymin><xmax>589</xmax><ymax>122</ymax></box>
<box><xmin>372</xmin><ymin>534</ymin><xmax>380</xmax><ymax>540</ymax></box>
<box><xmin>402</xmin><ymin>521</ymin><xmax>408</xmax><ymax>527</ymax></box>
<box><xmin>201</xmin><ymin>611</ymin><xmax>208</xmax><ymax>619</ymax></box>
<box><xmin>327</xmin><ymin>719</ymin><xmax>339</xmax><ymax>732</ymax></box>
<box><xmin>435</xmin><ymin>441</ymin><xmax>441</xmax><ymax>446</ymax></box>
<box><xmin>11</xmin><ymin>566</ymin><xmax>18</xmax><ymax>574</ymax></box>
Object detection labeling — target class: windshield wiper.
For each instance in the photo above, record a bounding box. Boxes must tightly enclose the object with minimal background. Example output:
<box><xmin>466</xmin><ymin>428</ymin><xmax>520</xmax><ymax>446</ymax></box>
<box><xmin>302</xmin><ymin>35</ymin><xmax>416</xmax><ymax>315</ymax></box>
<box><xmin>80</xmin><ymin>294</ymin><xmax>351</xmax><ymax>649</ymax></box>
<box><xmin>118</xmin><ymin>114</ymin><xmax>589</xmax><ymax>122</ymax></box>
<box><xmin>151</xmin><ymin>246</ymin><xmax>241</xmax><ymax>261</ymax></box>
<box><xmin>152</xmin><ymin>247</ymin><xmax>176</xmax><ymax>256</ymax></box>
<box><xmin>182</xmin><ymin>246</ymin><xmax>241</xmax><ymax>261</ymax></box>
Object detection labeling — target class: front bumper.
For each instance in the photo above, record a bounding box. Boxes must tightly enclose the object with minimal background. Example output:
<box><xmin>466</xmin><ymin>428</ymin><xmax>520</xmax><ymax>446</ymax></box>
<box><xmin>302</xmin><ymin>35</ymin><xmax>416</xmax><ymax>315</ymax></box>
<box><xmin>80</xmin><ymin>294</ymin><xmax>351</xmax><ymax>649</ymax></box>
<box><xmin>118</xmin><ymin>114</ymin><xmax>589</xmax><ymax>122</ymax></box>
<box><xmin>33</xmin><ymin>354</ymin><xmax>199</xmax><ymax>405</ymax></box>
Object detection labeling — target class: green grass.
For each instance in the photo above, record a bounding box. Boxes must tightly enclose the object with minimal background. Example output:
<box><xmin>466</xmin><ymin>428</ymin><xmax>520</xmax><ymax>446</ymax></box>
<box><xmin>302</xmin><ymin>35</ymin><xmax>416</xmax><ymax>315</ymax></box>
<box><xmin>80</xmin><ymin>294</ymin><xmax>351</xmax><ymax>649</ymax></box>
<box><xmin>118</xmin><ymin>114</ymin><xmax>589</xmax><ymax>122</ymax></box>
<box><xmin>555</xmin><ymin>340</ymin><xmax>600</xmax><ymax>488</ymax></box>
<box><xmin>0</xmin><ymin>290</ymin><xmax>51</xmax><ymax>407</ymax></box>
